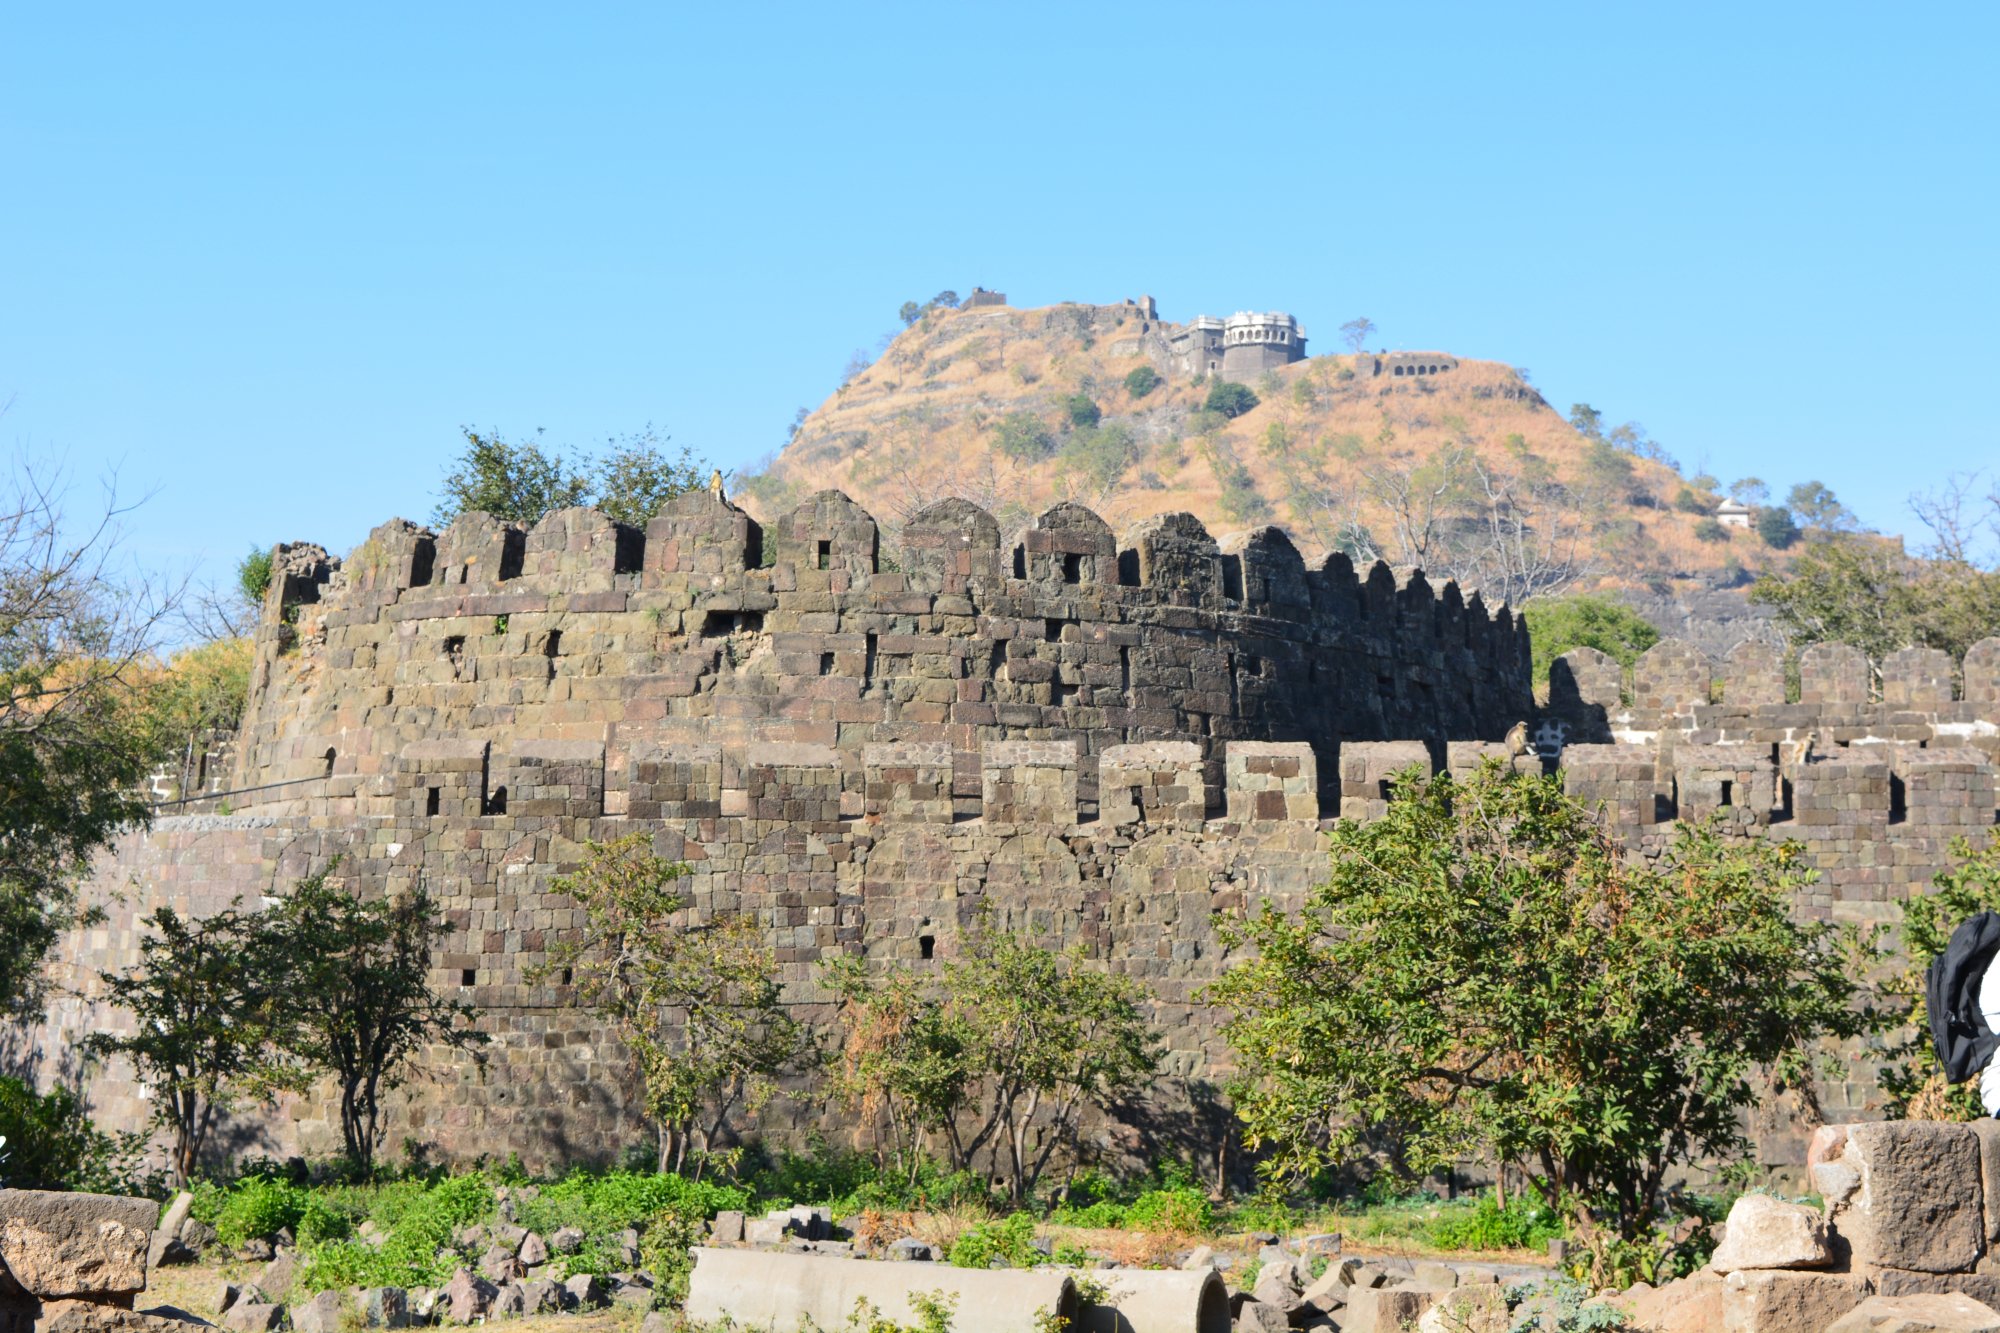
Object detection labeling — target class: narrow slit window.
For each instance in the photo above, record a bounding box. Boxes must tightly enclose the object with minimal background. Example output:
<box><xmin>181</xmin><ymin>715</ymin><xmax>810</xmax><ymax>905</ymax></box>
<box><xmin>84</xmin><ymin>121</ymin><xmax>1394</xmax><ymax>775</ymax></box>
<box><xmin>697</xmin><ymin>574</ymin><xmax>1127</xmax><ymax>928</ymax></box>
<box><xmin>543</xmin><ymin>629</ymin><xmax>562</xmax><ymax>658</ymax></box>
<box><xmin>1061</xmin><ymin>552</ymin><xmax>1082</xmax><ymax>584</ymax></box>
<box><xmin>459</xmin><ymin>968</ymin><xmax>476</xmax><ymax>987</ymax></box>
<box><xmin>919</xmin><ymin>934</ymin><xmax>935</xmax><ymax>960</ymax></box>
<box><xmin>816</xmin><ymin>539</ymin><xmax>831</xmax><ymax>570</ymax></box>
<box><xmin>1720</xmin><ymin>779</ymin><xmax>1734</xmax><ymax>808</ymax></box>
<box><xmin>323</xmin><ymin>748</ymin><xmax>336</xmax><ymax>778</ymax></box>
<box><xmin>426</xmin><ymin>786</ymin><xmax>441</xmax><ymax>816</ymax></box>
<box><xmin>819</xmin><ymin>652</ymin><xmax>835</xmax><ymax>676</ymax></box>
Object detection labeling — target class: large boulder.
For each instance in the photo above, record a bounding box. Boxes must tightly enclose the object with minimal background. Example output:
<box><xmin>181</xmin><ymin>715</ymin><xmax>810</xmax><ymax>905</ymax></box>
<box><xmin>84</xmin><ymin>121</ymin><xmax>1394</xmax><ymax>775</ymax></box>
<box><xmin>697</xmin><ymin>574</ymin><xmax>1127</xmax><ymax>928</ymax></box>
<box><xmin>1415</xmin><ymin>1284</ymin><xmax>1508</xmax><ymax>1332</ymax></box>
<box><xmin>288</xmin><ymin>1290</ymin><xmax>346</xmax><ymax>1333</ymax></box>
<box><xmin>1825</xmin><ymin>1293</ymin><xmax>2000</xmax><ymax>1332</ymax></box>
<box><xmin>1722</xmin><ymin>1270</ymin><xmax>1872</xmax><ymax>1332</ymax></box>
<box><xmin>1345</xmin><ymin>1284</ymin><xmax>1442</xmax><ymax>1333</ymax></box>
<box><xmin>1818</xmin><ymin>1122</ymin><xmax>1985</xmax><ymax>1274</ymax></box>
<box><xmin>439</xmin><ymin>1269</ymin><xmax>495</xmax><ymax>1325</ymax></box>
<box><xmin>216</xmin><ymin>1304</ymin><xmax>281</xmax><ymax>1333</ymax></box>
<box><xmin>1710</xmin><ymin>1194</ymin><xmax>1836</xmax><ymax>1272</ymax></box>
<box><xmin>0</xmin><ymin>1191</ymin><xmax>157</xmax><ymax>1298</ymax></box>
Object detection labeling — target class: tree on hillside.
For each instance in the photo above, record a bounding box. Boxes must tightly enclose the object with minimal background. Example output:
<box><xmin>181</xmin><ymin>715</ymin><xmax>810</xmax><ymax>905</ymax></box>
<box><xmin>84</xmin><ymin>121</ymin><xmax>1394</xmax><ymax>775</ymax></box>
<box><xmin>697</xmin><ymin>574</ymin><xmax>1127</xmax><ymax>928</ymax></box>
<box><xmin>86</xmin><ymin>903</ymin><xmax>300</xmax><ymax>1184</ymax></box>
<box><xmin>1729</xmin><ymin>477</ymin><xmax>1770</xmax><ymax>506</ymax></box>
<box><xmin>1568</xmin><ymin>403</ymin><xmax>1604</xmax><ymax>439</ymax></box>
<box><xmin>1208</xmin><ymin>762</ymin><xmax>1878</xmax><ymax>1280</ymax></box>
<box><xmin>0</xmin><ymin>463</ymin><xmax>176</xmax><ymax>1018</ymax></box>
<box><xmin>930</xmin><ymin>290</ymin><xmax>960</xmax><ymax>310</ymax></box>
<box><xmin>1786</xmin><ymin>480</ymin><xmax>1857</xmax><ymax>534</ymax></box>
<box><xmin>533</xmin><ymin>834</ymin><xmax>811</xmax><ymax>1177</ymax></box>
<box><xmin>1520</xmin><ymin>594</ymin><xmax>1660</xmax><ymax>690</ymax></box>
<box><xmin>433</xmin><ymin>427</ymin><xmax>706</xmax><ymax>528</ymax></box>
<box><xmin>1338</xmin><ymin>317</ymin><xmax>1376</xmax><ymax>353</ymax></box>
<box><xmin>273</xmin><ymin>869</ymin><xmax>487</xmax><ymax>1176</ymax></box>
<box><xmin>1757</xmin><ymin>506</ymin><xmax>1801</xmax><ymax>549</ymax></box>
<box><xmin>1750</xmin><ymin>536</ymin><xmax>2000</xmax><ymax>675</ymax></box>
<box><xmin>899</xmin><ymin>301</ymin><xmax>923</xmax><ymax>327</ymax></box>
<box><xmin>1122</xmin><ymin>365</ymin><xmax>1161</xmax><ymax>398</ymax></box>
<box><xmin>1204</xmin><ymin>381</ymin><xmax>1259</xmax><ymax>419</ymax></box>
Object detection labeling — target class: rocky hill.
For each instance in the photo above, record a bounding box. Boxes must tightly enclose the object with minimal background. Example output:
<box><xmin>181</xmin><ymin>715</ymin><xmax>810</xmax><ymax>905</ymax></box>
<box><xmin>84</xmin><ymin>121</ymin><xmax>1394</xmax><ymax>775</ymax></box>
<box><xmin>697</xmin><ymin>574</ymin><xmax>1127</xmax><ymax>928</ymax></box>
<box><xmin>739</xmin><ymin>296</ymin><xmax>1788</xmax><ymax>638</ymax></box>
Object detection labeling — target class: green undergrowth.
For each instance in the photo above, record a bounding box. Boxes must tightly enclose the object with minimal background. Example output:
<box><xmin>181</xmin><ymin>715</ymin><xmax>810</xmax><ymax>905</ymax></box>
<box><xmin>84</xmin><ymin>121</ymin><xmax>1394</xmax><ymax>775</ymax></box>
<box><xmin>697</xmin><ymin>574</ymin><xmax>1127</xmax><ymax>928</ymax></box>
<box><xmin>193</xmin><ymin>1168</ymin><xmax>747</xmax><ymax>1304</ymax></box>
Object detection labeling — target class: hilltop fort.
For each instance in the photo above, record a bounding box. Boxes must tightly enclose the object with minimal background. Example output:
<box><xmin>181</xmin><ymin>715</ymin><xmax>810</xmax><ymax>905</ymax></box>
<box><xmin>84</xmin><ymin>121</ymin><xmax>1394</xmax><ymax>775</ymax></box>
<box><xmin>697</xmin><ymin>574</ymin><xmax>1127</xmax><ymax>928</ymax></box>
<box><xmin>24</xmin><ymin>485</ymin><xmax>1999</xmax><ymax>1180</ymax></box>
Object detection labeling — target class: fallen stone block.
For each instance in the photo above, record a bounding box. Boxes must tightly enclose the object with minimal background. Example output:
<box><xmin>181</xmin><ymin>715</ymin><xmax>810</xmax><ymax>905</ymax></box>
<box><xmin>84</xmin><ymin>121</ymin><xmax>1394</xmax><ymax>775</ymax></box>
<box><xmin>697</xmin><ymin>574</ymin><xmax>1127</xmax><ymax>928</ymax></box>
<box><xmin>357</xmin><ymin>1287</ymin><xmax>409</xmax><ymax>1329</ymax></box>
<box><xmin>0</xmin><ymin>1191</ymin><xmax>157</xmax><ymax>1298</ymax></box>
<box><xmin>1415</xmin><ymin>1283</ymin><xmax>1507</xmax><ymax>1333</ymax></box>
<box><xmin>1412</xmin><ymin>1261</ymin><xmax>1459</xmax><ymax>1289</ymax></box>
<box><xmin>33</xmin><ymin>1300</ymin><xmax>212</xmax><ymax>1333</ymax></box>
<box><xmin>1822</xmin><ymin>1122</ymin><xmax>1984</xmax><ymax>1274</ymax></box>
<box><xmin>440</xmin><ymin>1268</ymin><xmax>496</xmax><ymax>1324</ymax></box>
<box><xmin>1233</xmin><ymin>1299</ymin><xmax>1288</xmax><ymax>1333</ymax></box>
<box><xmin>560</xmin><ymin>1274</ymin><xmax>606</xmax><ymax>1311</ymax></box>
<box><xmin>144</xmin><ymin>1197</ymin><xmax>193</xmax><ymax>1273</ymax></box>
<box><xmin>708</xmin><ymin>1211</ymin><xmax>745</xmax><ymax>1245</ymax></box>
<box><xmin>1345</xmin><ymin>1284</ymin><xmax>1440</xmax><ymax>1333</ymax></box>
<box><xmin>250</xmin><ymin>1256</ymin><xmax>296</xmax><ymax>1305</ymax></box>
<box><xmin>516</xmin><ymin>1232</ymin><xmax>548</xmax><ymax>1267</ymax></box>
<box><xmin>217</xmin><ymin>1301</ymin><xmax>282</xmax><ymax>1333</ymax></box>
<box><xmin>1710</xmin><ymin>1193</ymin><xmax>1835</xmax><ymax>1272</ymax></box>
<box><xmin>1624</xmin><ymin>1271</ymin><xmax>1723</xmax><ymax>1333</ymax></box>
<box><xmin>1722</xmin><ymin>1269</ymin><xmax>1872</xmax><ymax>1332</ymax></box>
<box><xmin>289</xmin><ymin>1289</ymin><xmax>346</xmax><ymax>1333</ymax></box>
<box><xmin>549</xmin><ymin>1227</ymin><xmax>583</xmax><ymax>1255</ymax></box>
<box><xmin>1826</xmin><ymin>1292</ymin><xmax>2000</xmax><ymax>1332</ymax></box>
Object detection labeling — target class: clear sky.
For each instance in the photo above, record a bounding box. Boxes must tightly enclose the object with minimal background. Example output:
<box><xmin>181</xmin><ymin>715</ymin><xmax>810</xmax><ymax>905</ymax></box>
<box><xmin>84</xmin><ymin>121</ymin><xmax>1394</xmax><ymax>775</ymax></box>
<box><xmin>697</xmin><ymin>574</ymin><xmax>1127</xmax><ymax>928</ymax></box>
<box><xmin>3</xmin><ymin>2</ymin><xmax>1995</xmax><ymax>596</ymax></box>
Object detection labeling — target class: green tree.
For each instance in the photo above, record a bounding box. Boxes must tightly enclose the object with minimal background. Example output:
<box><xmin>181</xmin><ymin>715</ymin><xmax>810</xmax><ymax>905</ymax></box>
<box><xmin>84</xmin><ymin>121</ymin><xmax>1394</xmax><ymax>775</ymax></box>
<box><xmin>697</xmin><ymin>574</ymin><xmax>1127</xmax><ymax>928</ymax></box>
<box><xmin>85</xmin><ymin>903</ymin><xmax>300</xmax><ymax>1184</ymax></box>
<box><xmin>273</xmin><ymin>869</ymin><xmax>487</xmax><ymax>1176</ymax></box>
<box><xmin>1756</xmin><ymin>506</ymin><xmax>1801</xmax><ymax>549</ymax></box>
<box><xmin>0</xmin><ymin>467</ymin><xmax>171</xmax><ymax>1017</ymax></box>
<box><xmin>1672</xmin><ymin>486</ymin><xmax>1711</xmax><ymax>515</ymax></box>
<box><xmin>1694</xmin><ymin>517</ymin><xmax>1730</xmax><ymax>542</ymax></box>
<box><xmin>1786</xmin><ymin>480</ymin><xmax>1855</xmax><ymax>532</ymax></box>
<box><xmin>590</xmin><ymin>430</ymin><xmax>708</xmax><ymax>527</ymax></box>
<box><xmin>1208</xmin><ymin>763</ymin><xmax>1877</xmax><ymax>1276</ymax></box>
<box><xmin>930</xmin><ymin>290</ymin><xmax>961</xmax><ymax>310</ymax></box>
<box><xmin>1338</xmin><ymin>317</ymin><xmax>1376</xmax><ymax>354</ymax></box>
<box><xmin>1749</xmin><ymin>537</ymin><xmax>2000</xmax><ymax>671</ymax></box>
<box><xmin>237</xmin><ymin>548</ymin><xmax>273</xmax><ymax>606</ymax></box>
<box><xmin>1122</xmin><ymin>366</ymin><xmax>1161</xmax><ymax>398</ymax></box>
<box><xmin>1729</xmin><ymin>477</ymin><xmax>1769</xmax><ymax>506</ymax></box>
<box><xmin>899</xmin><ymin>301</ymin><xmax>923</xmax><ymax>327</ymax></box>
<box><xmin>433</xmin><ymin>428</ymin><xmax>706</xmax><ymax>527</ymax></box>
<box><xmin>992</xmin><ymin>412</ymin><xmax>1057</xmax><ymax>462</ymax></box>
<box><xmin>434</xmin><ymin>429</ymin><xmax>590</xmax><ymax>525</ymax></box>
<box><xmin>533</xmin><ymin>834</ymin><xmax>811</xmax><ymax>1177</ymax></box>
<box><xmin>821</xmin><ymin>955</ymin><xmax>975</xmax><ymax>1185</ymax></box>
<box><xmin>1061</xmin><ymin>394</ymin><xmax>1101</xmax><ymax>429</ymax></box>
<box><xmin>1879</xmin><ymin>836</ymin><xmax>2000</xmax><ymax>1121</ymax></box>
<box><xmin>1520</xmin><ymin>595</ymin><xmax>1660</xmax><ymax>690</ymax></box>
<box><xmin>1204</xmin><ymin>381</ymin><xmax>1259</xmax><ymax>419</ymax></box>
<box><xmin>1567</xmin><ymin>403</ymin><xmax>1605</xmax><ymax>439</ymax></box>
<box><xmin>822</xmin><ymin>913</ymin><xmax>1157</xmax><ymax>1204</ymax></box>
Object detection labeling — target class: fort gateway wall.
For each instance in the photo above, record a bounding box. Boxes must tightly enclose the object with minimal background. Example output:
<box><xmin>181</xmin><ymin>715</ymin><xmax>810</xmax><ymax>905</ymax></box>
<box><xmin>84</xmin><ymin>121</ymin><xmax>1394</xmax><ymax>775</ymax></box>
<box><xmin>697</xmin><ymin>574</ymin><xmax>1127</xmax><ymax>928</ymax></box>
<box><xmin>24</xmin><ymin>489</ymin><xmax>2000</xmax><ymax>1179</ymax></box>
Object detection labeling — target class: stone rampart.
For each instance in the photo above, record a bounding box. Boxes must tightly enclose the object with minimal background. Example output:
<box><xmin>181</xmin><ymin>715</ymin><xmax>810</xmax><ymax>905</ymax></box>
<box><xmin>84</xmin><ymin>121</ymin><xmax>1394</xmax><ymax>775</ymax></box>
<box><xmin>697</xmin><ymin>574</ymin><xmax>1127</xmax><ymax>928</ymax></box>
<box><xmin>22</xmin><ymin>492</ymin><xmax>2000</xmax><ymax>1179</ymax></box>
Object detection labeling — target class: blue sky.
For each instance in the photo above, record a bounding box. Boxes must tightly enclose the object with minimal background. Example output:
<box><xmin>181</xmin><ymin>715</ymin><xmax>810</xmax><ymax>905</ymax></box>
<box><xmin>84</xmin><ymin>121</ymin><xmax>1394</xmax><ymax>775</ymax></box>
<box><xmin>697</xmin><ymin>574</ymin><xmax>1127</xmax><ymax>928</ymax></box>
<box><xmin>3</xmin><ymin>3</ymin><xmax>1995</xmax><ymax>595</ymax></box>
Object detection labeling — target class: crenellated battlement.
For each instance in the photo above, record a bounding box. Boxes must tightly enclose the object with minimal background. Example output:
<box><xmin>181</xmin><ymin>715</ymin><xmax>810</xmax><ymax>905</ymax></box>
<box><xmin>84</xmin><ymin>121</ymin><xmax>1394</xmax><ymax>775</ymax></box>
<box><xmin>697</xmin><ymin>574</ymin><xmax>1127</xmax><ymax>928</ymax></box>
<box><xmin>228</xmin><ymin>488</ymin><xmax>1534</xmax><ymax>815</ymax></box>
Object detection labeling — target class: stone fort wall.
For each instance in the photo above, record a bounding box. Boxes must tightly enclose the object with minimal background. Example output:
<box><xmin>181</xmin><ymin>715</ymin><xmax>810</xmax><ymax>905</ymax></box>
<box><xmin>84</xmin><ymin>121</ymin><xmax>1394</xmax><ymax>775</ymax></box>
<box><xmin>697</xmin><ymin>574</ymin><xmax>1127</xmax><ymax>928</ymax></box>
<box><xmin>20</xmin><ymin>488</ymin><xmax>2000</xmax><ymax>1180</ymax></box>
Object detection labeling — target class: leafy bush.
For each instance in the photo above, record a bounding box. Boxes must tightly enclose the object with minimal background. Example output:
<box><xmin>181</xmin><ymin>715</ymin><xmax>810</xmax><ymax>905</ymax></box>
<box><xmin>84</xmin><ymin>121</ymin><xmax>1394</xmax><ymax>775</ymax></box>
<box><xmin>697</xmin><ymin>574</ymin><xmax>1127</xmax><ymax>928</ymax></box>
<box><xmin>0</xmin><ymin>1079</ymin><xmax>110</xmax><ymax>1191</ymax></box>
<box><xmin>1693</xmin><ymin>518</ymin><xmax>1730</xmax><ymax>543</ymax></box>
<box><xmin>214</xmin><ymin>1176</ymin><xmax>311</xmax><ymax>1247</ymax></box>
<box><xmin>948</xmin><ymin>1212</ymin><xmax>1042</xmax><ymax>1269</ymax></box>
<box><xmin>1203</xmin><ymin>382</ymin><xmax>1259</xmax><ymax>419</ymax></box>
<box><xmin>1057</xmin><ymin>424</ymin><xmax>1137</xmax><ymax>491</ymax></box>
<box><xmin>1520</xmin><ymin>595</ymin><xmax>1660</xmax><ymax>692</ymax></box>
<box><xmin>1060</xmin><ymin>395</ymin><xmax>1101</xmax><ymax>429</ymax></box>
<box><xmin>1672</xmin><ymin>487</ymin><xmax>1712</xmax><ymax>515</ymax></box>
<box><xmin>1123</xmin><ymin>1186</ymin><xmax>1213</xmax><ymax>1234</ymax></box>
<box><xmin>1428</xmin><ymin>1192</ymin><xmax>1563</xmax><ymax>1252</ymax></box>
<box><xmin>1122</xmin><ymin>366</ymin><xmax>1161</xmax><ymax>398</ymax></box>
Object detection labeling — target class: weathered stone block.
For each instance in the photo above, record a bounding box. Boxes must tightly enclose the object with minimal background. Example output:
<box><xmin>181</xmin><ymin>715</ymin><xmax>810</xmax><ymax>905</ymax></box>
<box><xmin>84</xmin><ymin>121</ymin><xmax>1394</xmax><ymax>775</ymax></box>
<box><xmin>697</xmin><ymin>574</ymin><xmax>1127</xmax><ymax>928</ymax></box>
<box><xmin>0</xmin><ymin>1191</ymin><xmax>156</xmax><ymax>1298</ymax></box>
<box><xmin>1826</xmin><ymin>1122</ymin><xmax>1984</xmax><ymax>1274</ymax></box>
<box><xmin>1722</xmin><ymin>1270</ymin><xmax>1872</xmax><ymax>1332</ymax></box>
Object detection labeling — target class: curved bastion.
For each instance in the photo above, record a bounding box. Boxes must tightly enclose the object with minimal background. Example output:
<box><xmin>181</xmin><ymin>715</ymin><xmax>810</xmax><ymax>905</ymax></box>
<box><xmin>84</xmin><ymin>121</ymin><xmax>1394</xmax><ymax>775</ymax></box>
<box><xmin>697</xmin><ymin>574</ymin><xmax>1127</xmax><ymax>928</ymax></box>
<box><xmin>19</xmin><ymin>488</ymin><xmax>2000</xmax><ymax>1178</ymax></box>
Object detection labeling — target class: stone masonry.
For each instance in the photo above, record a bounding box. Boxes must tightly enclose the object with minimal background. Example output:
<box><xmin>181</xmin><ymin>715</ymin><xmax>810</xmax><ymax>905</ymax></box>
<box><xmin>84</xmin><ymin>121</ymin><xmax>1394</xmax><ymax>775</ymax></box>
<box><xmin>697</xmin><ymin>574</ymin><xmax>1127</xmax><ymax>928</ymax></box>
<box><xmin>17</xmin><ymin>488</ymin><xmax>2000</xmax><ymax>1178</ymax></box>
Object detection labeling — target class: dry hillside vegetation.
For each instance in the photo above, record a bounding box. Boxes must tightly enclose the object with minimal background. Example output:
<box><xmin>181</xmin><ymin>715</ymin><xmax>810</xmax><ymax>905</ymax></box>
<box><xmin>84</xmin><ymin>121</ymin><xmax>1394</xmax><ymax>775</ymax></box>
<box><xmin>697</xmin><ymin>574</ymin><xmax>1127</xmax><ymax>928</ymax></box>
<box><xmin>743</xmin><ymin>301</ymin><xmax>1780</xmax><ymax>606</ymax></box>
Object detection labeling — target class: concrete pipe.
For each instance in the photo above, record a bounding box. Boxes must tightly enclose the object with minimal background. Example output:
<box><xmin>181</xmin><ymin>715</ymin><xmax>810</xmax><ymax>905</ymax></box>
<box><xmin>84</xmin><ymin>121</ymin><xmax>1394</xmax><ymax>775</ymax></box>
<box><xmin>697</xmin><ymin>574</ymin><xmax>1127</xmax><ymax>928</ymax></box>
<box><xmin>1067</xmin><ymin>1268</ymin><xmax>1230</xmax><ymax>1333</ymax></box>
<box><xmin>685</xmin><ymin>1247</ymin><xmax>1079</xmax><ymax>1333</ymax></box>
